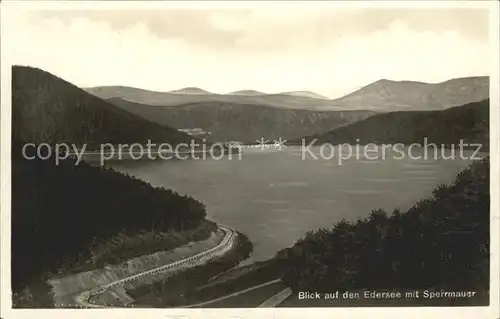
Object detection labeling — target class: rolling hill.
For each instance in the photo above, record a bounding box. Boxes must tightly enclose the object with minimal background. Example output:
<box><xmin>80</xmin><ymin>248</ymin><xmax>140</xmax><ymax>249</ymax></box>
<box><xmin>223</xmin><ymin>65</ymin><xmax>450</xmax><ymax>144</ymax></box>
<box><xmin>86</xmin><ymin>86</ymin><xmax>340</xmax><ymax>111</ymax></box>
<box><xmin>229</xmin><ymin>90</ymin><xmax>266</xmax><ymax>96</ymax></box>
<box><xmin>12</xmin><ymin>66</ymin><xmax>193</xmax><ymax>147</ymax></box>
<box><xmin>85</xmin><ymin>76</ymin><xmax>489</xmax><ymax>112</ymax></box>
<box><xmin>105</xmin><ymin>98</ymin><xmax>377</xmax><ymax>143</ymax></box>
<box><xmin>300</xmin><ymin>99</ymin><xmax>489</xmax><ymax>148</ymax></box>
<box><xmin>169</xmin><ymin>87</ymin><xmax>213</xmax><ymax>95</ymax></box>
<box><xmin>333</xmin><ymin>77</ymin><xmax>489</xmax><ymax>111</ymax></box>
<box><xmin>280</xmin><ymin>91</ymin><xmax>330</xmax><ymax>100</ymax></box>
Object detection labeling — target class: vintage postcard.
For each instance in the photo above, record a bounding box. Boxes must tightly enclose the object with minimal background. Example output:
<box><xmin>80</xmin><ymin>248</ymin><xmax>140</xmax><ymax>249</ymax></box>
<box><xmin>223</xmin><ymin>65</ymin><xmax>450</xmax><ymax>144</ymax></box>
<box><xmin>1</xmin><ymin>1</ymin><xmax>499</xmax><ymax>319</ymax></box>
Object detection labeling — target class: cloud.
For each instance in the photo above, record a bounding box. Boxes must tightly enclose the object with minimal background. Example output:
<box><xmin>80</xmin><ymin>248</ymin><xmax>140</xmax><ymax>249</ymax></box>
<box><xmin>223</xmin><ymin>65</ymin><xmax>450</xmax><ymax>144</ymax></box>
<box><xmin>31</xmin><ymin>7</ymin><xmax>489</xmax><ymax>51</ymax></box>
<box><xmin>3</xmin><ymin>6</ymin><xmax>491</xmax><ymax>97</ymax></box>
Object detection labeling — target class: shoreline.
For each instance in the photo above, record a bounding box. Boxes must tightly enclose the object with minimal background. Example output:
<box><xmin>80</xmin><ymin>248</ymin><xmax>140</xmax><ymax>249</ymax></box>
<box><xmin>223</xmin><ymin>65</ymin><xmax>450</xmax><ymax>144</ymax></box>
<box><xmin>286</xmin><ymin>141</ymin><xmax>490</xmax><ymax>151</ymax></box>
<box><xmin>74</xmin><ymin>148</ymin><xmax>242</xmax><ymax>163</ymax></box>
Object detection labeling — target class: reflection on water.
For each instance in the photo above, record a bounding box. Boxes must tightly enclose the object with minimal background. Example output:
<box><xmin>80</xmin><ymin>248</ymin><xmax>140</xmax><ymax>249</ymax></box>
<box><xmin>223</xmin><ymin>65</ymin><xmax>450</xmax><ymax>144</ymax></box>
<box><xmin>104</xmin><ymin>146</ymin><xmax>484</xmax><ymax>264</ymax></box>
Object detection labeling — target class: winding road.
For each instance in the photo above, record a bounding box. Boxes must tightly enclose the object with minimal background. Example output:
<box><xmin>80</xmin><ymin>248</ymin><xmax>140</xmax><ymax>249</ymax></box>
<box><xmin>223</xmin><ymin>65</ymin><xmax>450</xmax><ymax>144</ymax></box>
<box><xmin>73</xmin><ymin>225</ymin><xmax>236</xmax><ymax>308</ymax></box>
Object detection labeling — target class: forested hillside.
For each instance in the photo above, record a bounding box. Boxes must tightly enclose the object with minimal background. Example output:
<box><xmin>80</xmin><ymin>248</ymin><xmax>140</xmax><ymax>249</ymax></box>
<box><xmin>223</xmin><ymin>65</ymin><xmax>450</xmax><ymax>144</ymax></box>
<box><xmin>302</xmin><ymin>99</ymin><xmax>489</xmax><ymax>149</ymax></box>
<box><xmin>278</xmin><ymin>158</ymin><xmax>489</xmax><ymax>293</ymax></box>
<box><xmin>106</xmin><ymin>98</ymin><xmax>376</xmax><ymax>142</ymax></box>
<box><xmin>11</xmin><ymin>141</ymin><xmax>212</xmax><ymax>305</ymax></box>
<box><xmin>12</xmin><ymin>66</ymin><xmax>192</xmax><ymax>148</ymax></box>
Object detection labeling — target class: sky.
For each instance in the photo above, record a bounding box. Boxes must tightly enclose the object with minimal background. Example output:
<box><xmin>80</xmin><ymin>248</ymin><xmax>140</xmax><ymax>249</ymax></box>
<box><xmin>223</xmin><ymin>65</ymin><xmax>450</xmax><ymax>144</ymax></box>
<box><xmin>2</xmin><ymin>2</ymin><xmax>492</xmax><ymax>98</ymax></box>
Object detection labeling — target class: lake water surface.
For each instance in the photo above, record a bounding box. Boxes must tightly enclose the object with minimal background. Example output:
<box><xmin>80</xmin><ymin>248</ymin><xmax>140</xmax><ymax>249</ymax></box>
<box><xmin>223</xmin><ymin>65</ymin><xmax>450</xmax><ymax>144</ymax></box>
<box><xmin>106</xmin><ymin>146</ymin><xmax>482</xmax><ymax>264</ymax></box>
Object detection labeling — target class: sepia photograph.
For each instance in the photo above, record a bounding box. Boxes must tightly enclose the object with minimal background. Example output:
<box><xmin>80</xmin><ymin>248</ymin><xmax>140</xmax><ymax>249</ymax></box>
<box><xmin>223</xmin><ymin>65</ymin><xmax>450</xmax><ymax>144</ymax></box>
<box><xmin>0</xmin><ymin>1</ymin><xmax>498</xmax><ymax>318</ymax></box>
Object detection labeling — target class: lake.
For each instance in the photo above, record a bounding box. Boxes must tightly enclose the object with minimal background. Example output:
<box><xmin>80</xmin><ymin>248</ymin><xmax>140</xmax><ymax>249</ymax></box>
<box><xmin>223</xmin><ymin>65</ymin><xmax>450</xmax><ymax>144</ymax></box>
<box><xmin>104</xmin><ymin>146</ymin><xmax>484</xmax><ymax>264</ymax></box>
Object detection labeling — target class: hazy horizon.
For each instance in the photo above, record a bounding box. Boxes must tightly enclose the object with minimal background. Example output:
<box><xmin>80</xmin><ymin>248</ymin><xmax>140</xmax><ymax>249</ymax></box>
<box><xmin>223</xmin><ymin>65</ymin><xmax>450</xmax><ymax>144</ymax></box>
<box><xmin>76</xmin><ymin>74</ymin><xmax>489</xmax><ymax>99</ymax></box>
<box><xmin>3</xmin><ymin>3</ymin><xmax>491</xmax><ymax>98</ymax></box>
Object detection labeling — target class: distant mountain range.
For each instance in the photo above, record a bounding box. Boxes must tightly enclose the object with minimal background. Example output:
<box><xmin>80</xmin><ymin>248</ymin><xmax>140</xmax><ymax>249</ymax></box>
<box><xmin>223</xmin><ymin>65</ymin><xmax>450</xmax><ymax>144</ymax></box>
<box><xmin>279</xmin><ymin>91</ymin><xmax>330</xmax><ymax>100</ymax></box>
<box><xmin>85</xmin><ymin>76</ymin><xmax>489</xmax><ymax>112</ymax></box>
<box><xmin>169</xmin><ymin>87</ymin><xmax>212</xmax><ymax>95</ymax></box>
<box><xmin>229</xmin><ymin>90</ymin><xmax>330</xmax><ymax>100</ymax></box>
<box><xmin>298</xmin><ymin>99</ymin><xmax>489</xmax><ymax>149</ymax></box>
<box><xmin>332</xmin><ymin>77</ymin><xmax>489</xmax><ymax>112</ymax></box>
<box><xmin>229</xmin><ymin>90</ymin><xmax>265</xmax><ymax>96</ymax></box>
<box><xmin>12</xmin><ymin>66</ymin><xmax>193</xmax><ymax>147</ymax></box>
<box><xmin>12</xmin><ymin>65</ymin><xmax>490</xmax><ymax>146</ymax></box>
<box><xmin>106</xmin><ymin>98</ymin><xmax>376</xmax><ymax>143</ymax></box>
<box><xmin>86</xmin><ymin>86</ymin><xmax>344</xmax><ymax>111</ymax></box>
